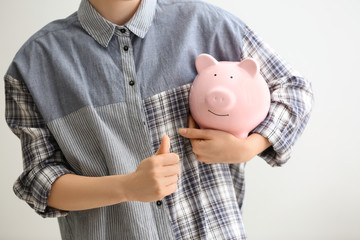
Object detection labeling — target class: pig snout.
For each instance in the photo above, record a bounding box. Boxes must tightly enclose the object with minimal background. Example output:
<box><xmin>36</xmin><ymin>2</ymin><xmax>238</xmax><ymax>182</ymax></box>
<box><xmin>205</xmin><ymin>87</ymin><xmax>235</xmax><ymax>112</ymax></box>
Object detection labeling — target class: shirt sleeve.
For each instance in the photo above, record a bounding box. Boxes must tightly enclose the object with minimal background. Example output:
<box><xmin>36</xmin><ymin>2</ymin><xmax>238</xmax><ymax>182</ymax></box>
<box><xmin>241</xmin><ymin>25</ymin><xmax>314</xmax><ymax>167</ymax></box>
<box><xmin>5</xmin><ymin>74</ymin><xmax>74</xmax><ymax>218</ymax></box>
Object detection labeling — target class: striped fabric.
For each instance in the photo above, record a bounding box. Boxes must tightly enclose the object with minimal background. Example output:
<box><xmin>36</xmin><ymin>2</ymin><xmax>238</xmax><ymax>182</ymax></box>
<box><xmin>78</xmin><ymin>0</ymin><xmax>156</xmax><ymax>47</ymax></box>
<box><xmin>4</xmin><ymin>0</ymin><xmax>313</xmax><ymax>239</ymax></box>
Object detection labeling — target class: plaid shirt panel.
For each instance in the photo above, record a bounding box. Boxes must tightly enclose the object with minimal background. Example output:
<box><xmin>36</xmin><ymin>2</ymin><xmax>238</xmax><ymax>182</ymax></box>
<box><xmin>5</xmin><ymin>74</ymin><xmax>73</xmax><ymax>217</ymax></box>
<box><xmin>242</xmin><ymin>25</ymin><xmax>314</xmax><ymax>166</ymax></box>
<box><xmin>144</xmin><ymin>84</ymin><xmax>247</xmax><ymax>240</ymax></box>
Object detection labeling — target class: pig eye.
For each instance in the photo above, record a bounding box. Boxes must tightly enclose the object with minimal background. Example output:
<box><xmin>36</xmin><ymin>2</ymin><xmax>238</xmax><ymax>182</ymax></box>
<box><xmin>230</xmin><ymin>76</ymin><xmax>233</xmax><ymax>79</ymax></box>
<box><xmin>214</xmin><ymin>74</ymin><xmax>217</xmax><ymax>76</ymax></box>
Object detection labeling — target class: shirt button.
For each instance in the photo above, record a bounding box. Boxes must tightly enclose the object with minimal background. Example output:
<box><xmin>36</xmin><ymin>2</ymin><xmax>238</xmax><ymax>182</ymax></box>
<box><xmin>120</xmin><ymin>28</ymin><xmax>126</xmax><ymax>33</ymax></box>
<box><xmin>129</xmin><ymin>80</ymin><xmax>135</xmax><ymax>86</ymax></box>
<box><xmin>123</xmin><ymin>46</ymin><xmax>129</xmax><ymax>51</ymax></box>
<box><xmin>156</xmin><ymin>200</ymin><xmax>162</xmax><ymax>206</ymax></box>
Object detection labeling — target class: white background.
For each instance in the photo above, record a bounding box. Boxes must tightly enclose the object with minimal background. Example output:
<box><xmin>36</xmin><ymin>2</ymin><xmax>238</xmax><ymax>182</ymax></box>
<box><xmin>1</xmin><ymin>0</ymin><xmax>359</xmax><ymax>239</ymax></box>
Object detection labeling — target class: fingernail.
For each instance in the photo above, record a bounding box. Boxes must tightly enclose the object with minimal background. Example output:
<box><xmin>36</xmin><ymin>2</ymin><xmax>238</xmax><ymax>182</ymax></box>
<box><xmin>179</xmin><ymin>128</ymin><xmax>187</xmax><ymax>134</ymax></box>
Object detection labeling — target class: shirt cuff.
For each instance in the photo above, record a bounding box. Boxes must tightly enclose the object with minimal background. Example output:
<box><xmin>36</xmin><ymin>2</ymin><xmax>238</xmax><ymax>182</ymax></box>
<box><xmin>13</xmin><ymin>163</ymin><xmax>73</xmax><ymax>218</ymax></box>
<box><xmin>251</xmin><ymin>104</ymin><xmax>292</xmax><ymax>167</ymax></box>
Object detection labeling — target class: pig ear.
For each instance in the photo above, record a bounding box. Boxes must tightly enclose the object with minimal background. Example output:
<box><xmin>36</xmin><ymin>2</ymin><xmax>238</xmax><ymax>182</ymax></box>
<box><xmin>196</xmin><ymin>54</ymin><xmax>218</xmax><ymax>73</ymax></box>
<box><xmin>238</xmin><ymin>58</ymin><xmax>259</xmax><ymax>76</ymax></box>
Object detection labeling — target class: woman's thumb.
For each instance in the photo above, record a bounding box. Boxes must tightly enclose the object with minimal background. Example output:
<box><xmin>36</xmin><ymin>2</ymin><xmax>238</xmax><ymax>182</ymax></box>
<box><xmin>155</xmin><ymin>135</ymin><xmax>170</xmax><ymax>155</ymax></box>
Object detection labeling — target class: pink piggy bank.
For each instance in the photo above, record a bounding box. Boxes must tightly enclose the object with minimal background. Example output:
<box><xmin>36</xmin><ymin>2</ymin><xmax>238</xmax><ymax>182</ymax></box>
<box><xmin>189</xmin><ymin>54</ymin><xmax>271</xmax><ymax>139</ymax></box>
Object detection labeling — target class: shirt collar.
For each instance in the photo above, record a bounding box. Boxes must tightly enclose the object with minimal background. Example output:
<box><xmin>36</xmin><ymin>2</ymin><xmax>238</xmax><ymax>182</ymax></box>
<box><xmin>78</xmin><ymin>0</ymin><xmax>156</xmax><ymax>47</ymax></box>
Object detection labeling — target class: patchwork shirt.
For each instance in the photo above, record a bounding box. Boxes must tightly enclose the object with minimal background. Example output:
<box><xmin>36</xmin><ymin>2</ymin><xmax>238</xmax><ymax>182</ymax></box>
<box><xmin>5</xmin><ymin>0</ymin><xmax>313</xmax><ymax>239</ymax></box>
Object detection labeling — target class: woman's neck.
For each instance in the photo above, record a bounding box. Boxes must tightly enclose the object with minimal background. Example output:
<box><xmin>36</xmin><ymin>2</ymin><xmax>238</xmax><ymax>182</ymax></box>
<box><xmin>89</xmin><ymin>0</ymin><xmax>141</xmax><ymax>25</ymax></box>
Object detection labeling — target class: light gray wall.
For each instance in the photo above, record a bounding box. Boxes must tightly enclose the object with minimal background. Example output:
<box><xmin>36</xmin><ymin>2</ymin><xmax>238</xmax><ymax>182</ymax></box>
<box><xmin>1</xmin><ymin>0</ymin><xmax>359</xmax><ymax>239</ymax></box>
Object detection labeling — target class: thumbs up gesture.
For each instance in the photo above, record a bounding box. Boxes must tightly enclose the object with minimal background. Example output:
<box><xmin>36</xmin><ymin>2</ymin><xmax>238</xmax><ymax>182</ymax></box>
<box><xmin>125</xmin><ymin>135</ymin><xmax>181</xmax><ymax>202</ymax></box>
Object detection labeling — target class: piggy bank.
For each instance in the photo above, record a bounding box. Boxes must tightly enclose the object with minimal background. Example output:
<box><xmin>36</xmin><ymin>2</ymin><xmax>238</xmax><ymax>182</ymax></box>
<box><xmin>189</xmin><ymin>54</ymin><xmax>271</xmax><ymax>139</ymax></box>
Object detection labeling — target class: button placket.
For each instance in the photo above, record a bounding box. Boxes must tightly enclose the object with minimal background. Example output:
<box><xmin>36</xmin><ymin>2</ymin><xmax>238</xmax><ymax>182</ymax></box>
<box><xmin>117</xmin><ymin>32</ymin><xmax>153</xmax><ymax>172</ymax></box>
<box><xmin>115</xmin><ymin>27</ymin><xmax>175</xmax><ymax>240</ymax></box>
<box><xmin>118</xmin><ymin>34</ymin><xmax>136</xmax><ymax>88</ymax></box>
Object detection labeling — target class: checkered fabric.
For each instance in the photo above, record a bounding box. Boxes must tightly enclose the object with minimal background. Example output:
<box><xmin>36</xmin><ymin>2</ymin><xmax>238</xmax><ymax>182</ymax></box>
<box><xmin>144</xmin><ymin>84</ymin><xmax>247</xmax><ymax>239</ymax></box>
<box><xmin>5</xmin><ymin>75</ymin><xmax>73</xmax><ymax>217</ymax></box>
<box><xmin>243</xmin><ymin>26</ymin><xmax>314</xmax><ymax>166</ymax></box>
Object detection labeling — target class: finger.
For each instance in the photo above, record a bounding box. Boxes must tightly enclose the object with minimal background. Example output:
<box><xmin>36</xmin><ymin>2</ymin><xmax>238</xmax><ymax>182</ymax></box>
<box><xmin>178</xmin><ymin>127</ymin><xmax>212</xmax><ymax>140</ymax></box>
<box><xmin>196</xmin><ymin>155</ymin><xmax>205</xmax><ymax>163</ymax></box>
<box><xmin>164</xmin><ymin>175</ymin><xmax>179</xmax><ymax>186</ymax></box>
<box><xmin>197</xmin><ymin>156</ymin><xmax>211</xmax><ymax>164</ymax></box>
<box><xmin>188</xmin><ymin>114</ymin><xmax>198</xmax><ymax>129</ymax></box>
<box><xmin>165</xmin><ymin>182</ymin><xmax>178</xmax><ymax>196</ymax></box>
<box><xmin>159</xmin><ymin>153</ymin><xmax>180</xmax><ymax>166</ymax></box>
<box><xmin>155</xmin><ymin>135</ymin><xmax>170</xmax><ymax>155</ymax></box>
<box><xmin>162</xmin><ymin>164</ymin><xmax>181</xmax><ymax>177</ymax></box>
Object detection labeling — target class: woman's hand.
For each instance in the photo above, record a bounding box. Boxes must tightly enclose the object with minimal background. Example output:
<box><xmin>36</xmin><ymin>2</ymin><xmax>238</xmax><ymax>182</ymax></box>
<box><xmin>178</xmin><ymin>115</ymin><xmax>271</xmax><ymax>164</ymax></box>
